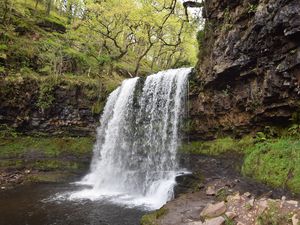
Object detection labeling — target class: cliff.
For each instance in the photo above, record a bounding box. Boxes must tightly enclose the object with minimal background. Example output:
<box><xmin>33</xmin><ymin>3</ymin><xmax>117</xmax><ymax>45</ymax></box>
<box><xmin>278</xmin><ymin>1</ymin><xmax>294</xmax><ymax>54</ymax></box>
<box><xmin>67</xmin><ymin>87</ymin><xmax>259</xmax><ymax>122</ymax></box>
<box><xmin>189</xmin><ymin>0</ymin><xmax>300</xmax><ymax>140</ymax></box>
<box><xmin>0</xmin><ymin>75</ymin><xmax>122</xmax><ymax>136</ymax></box>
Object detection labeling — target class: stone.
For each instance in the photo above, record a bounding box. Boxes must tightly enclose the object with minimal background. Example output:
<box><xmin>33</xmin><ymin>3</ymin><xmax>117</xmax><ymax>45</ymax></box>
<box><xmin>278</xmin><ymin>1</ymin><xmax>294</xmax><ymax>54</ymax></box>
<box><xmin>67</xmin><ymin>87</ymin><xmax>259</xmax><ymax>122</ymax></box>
<box><xmin>206</xmin><ymin>186</ymin><xmax>216</xmax><ymax>196</ymax></box>
<box><xmin>248</xmin><ymin>198</ymin><xmax>255</xmax><ymax>207</ymax></box>
<box><xmin>224</xmin><ymin>212</ymin><xmax>236</xmax><ymax>219</ymax></box>
<box><xmin>200</xmin><ymin>201</ymin><xmax>227</xmax><ymax>218</ymax></box>
<box><xmin>203</xmin><ymin>216</ymin><xmax>225</xmax><ymax>225</ymax></box>
<box><xmin>287</xmin><ymin>200</ymin><xmax>298</xmax><ymax>206</ymax></box>
<box><xmin>227</xmin><ymin>193</ymin><xmax>241</xmax><ymax>202</ymax></box>
<box><xmin>237</xmin><ymin>222</ymin><xmax>245</xmax><ymax>225</ymax></box>
<box><xmin>243</xmin><ymin>192</ymin><xmax>251</xmax><ymax>198</ymax></box>
<box><xmin>292</xmin><ymin>214</ymin><xmax>299</xmax><ymax>225</ymax></box>
<box><xmin>186</xmin><ymin>221</ymin><xmax>203</xmax><ymax>225</ymax></box>
<box><xmin>257</xmin><ymin>200</ymin><xmax>268</xmax><ymax>214</ymax></box>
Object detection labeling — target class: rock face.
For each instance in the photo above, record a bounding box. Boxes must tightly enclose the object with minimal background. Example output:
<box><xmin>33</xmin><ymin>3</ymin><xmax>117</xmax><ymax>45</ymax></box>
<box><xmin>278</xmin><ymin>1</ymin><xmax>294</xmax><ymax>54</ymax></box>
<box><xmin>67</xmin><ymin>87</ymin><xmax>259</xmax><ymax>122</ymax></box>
<box><xmin>189</xmin><ymin>0</ymin><xmax>300</xmax><ymax>140</ymax></box>
<box><xmin>0</xmin><ymin>77</ymin><xmax>106</xmax><ymax>136</ymax></box>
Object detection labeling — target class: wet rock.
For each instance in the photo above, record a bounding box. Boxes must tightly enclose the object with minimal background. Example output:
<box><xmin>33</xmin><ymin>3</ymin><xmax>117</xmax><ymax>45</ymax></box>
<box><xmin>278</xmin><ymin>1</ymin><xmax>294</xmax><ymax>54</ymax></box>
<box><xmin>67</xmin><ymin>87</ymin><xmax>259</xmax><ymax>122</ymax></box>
<box><xmin>200</xmin><ymin>201</ymin><xmax>227</xmax><ymax>218</ymax></box>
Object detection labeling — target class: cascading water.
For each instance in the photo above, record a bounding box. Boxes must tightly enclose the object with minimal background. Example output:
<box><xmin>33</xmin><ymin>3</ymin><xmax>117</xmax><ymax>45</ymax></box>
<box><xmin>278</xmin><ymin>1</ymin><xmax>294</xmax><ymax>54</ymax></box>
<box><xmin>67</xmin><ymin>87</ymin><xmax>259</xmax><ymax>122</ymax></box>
<box><xmin>70</xmin><ymin>68</ymin><xmax>191</xmax><ymax>209</ymax></box>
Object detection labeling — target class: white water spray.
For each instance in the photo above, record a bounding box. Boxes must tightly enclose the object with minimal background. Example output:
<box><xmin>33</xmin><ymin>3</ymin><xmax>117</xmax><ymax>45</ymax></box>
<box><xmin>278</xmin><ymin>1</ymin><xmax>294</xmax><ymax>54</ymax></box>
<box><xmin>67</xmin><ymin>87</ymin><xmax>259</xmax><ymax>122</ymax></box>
<box><xmin>70</xmin><ymin>68</ymin><xmax>191</xmax><ymax>209</ymax></box>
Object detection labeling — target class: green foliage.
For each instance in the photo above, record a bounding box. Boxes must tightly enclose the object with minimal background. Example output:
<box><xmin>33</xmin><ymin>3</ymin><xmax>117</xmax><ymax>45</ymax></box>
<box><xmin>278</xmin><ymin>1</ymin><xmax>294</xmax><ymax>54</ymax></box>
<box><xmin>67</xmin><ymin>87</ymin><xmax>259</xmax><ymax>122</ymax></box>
<box><xmin>216</xmin><ymin>188</ymin><xmax>230</xmax><ymax>202</ymax></box>
<box><xmin>196</xmin><ymin>29</ymin><xmax>205</xmax><ymax>47</ymax></box>
<box><xmin>0</xmin><ymin>136</ymin><xmax>94</xmax><ymax>158</ymax></box>
<box><xmin>255</xmin><ymin>132</ymin><xmax>267</xmax><ymax>142</ymax></box>
<box><xmin>0</xmin><ymin>0</ymin><xmax>198</xmax><ymax>77</ymax></box>
<box><xmin>181</xmin><ymin>127</ymin><xmax>300</xmax><ymax>194</ymax></box>
<box><xmin>242</xmin><ymin>137</ymin><xmax>300</xmax><ymax>194</ymax></box>
<box><xmin>288</xmin><ymin>124</ymin><xmax>300</xmax><ymax>136</ymax></box>
<box><xmin>0</xmin><ymin>125</ymin><xmax>19</xmax><ymax>138</ymax></box>
<box><xmin>37</xmin><ymin>78</ymin><xmax>56</xmax><ymax>110</ymax></box>
<box><xmin>224</xmin><ymin>215</ymin><xmax>235</xmax><ymax>225</ymax></box>
<box><xmin>179</xmin><ymin>136</ymin><xmax>254</xmax><ymax>156</ymax></box>
<box><xmin>91</xmin><ymin>100</ymin><xmax>105</xmax><ymax>115</ymax></box>
<box><xmin>248</xmin><ymin>3</ymin><xmax>258</xmax><ymax>14</ymax></box>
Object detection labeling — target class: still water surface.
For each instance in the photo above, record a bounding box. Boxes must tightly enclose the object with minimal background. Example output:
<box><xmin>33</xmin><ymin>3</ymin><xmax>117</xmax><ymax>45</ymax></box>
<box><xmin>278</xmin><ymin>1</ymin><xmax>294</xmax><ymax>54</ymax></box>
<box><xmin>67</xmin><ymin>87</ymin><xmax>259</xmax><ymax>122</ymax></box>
<box><xmin>0</xmin><ymin>183</ymin><xmax>146</xmax><ymax>225</ymax></box>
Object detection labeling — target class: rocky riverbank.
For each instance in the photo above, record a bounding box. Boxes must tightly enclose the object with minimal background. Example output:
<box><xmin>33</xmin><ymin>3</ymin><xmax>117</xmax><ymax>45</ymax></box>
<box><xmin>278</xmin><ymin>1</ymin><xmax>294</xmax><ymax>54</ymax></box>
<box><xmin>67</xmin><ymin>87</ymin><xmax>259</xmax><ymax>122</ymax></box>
<box><xmin>141</xmin><ymin>154</ymin><xmax>300</xmax><ymax>225</ymax></box>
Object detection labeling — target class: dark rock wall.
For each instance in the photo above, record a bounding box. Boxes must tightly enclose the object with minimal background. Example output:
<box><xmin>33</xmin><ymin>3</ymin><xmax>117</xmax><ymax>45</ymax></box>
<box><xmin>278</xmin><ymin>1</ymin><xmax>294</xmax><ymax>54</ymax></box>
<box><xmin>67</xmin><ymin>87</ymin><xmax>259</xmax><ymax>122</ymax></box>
<box><xmin>189</xmin><ymin>0</ymin><xmax>300</xmax><ymax>140</ymax></box>
<box><xmin>0</xmin><ymin>77</ymin><xmax>105</xmax><ymax>136</ymax></box>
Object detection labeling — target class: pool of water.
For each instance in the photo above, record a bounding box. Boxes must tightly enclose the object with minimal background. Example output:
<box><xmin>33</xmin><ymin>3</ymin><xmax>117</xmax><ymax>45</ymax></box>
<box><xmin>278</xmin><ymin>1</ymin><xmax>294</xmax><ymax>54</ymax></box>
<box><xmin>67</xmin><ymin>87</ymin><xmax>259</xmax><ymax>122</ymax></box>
<box><xmin>0</xmin><ymin>183</ymin><xmax>147</xmax><ymax>225</ymax></box>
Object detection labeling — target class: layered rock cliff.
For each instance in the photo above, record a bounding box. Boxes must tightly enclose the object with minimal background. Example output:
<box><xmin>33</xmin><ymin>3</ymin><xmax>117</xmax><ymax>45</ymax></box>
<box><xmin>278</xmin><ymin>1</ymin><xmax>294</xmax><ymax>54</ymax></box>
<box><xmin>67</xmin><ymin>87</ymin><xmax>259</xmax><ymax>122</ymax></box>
<box><xmin>189</xmin><ymin>0</ymin><xmax>300</xmax><ymax>140</ymax></box>
<box><xmin>0</xmin><ymin>76</ymin><xmax>108</xmax><ymax>136</ymax></box>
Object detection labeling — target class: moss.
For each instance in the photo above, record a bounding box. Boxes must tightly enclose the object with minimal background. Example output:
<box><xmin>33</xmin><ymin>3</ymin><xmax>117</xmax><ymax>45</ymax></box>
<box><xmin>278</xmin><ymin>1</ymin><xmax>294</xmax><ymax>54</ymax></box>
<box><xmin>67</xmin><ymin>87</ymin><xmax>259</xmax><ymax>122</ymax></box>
<box><xmin>242</xmin><ymin>137</ymin><xmax>300</xmax><ymax>194</ymax></box>
<box><xmin>26</xmin><ymin>172</ymin><xmax>72</xmax><ymax>183</ymax></box>
<box><xmin>180</xmin><ymin>132</ymin><xmax>300</xmax><ymax>194</ymax></box>
<box><xmin>140</xmin><ymin>207</ymin><xmax>169</xmax><ymax>225</ymax></box>
<box><xmin>179</xmin><ymin>136</ymin><xmax>253</xmax><ymax>156</ymax></box>
<box><xmin>0</xmin><ymin>136</ymin><xmax>94</xmax><ymax>158</ymax></box>
<box><xmin>91</xmin><ymin>100</ymin><xmax>105</xmax><ymax>114</ymax></box>
<box><xmin>32</xmin><ymin>160</ymin><xmax>79</xmax><ymax>171</ymax></box>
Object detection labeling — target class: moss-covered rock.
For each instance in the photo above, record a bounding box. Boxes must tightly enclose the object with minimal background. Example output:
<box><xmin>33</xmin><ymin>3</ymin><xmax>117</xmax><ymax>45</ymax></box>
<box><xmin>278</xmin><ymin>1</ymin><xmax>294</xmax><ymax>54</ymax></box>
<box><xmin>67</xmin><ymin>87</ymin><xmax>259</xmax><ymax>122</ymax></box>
<box><xmin>180</xmin><ymin>134</ymin><xmax>300</xmax><ymax>195</ymax></box>
<box><xmin>140</xmin><ymin>207</ymin><xmax>168</xmax><ymax>225</ymax></box>
<box><xmin>0</xmin><ymin>136</ymin><xmax>94</xmax><ymax>172</ymax></box>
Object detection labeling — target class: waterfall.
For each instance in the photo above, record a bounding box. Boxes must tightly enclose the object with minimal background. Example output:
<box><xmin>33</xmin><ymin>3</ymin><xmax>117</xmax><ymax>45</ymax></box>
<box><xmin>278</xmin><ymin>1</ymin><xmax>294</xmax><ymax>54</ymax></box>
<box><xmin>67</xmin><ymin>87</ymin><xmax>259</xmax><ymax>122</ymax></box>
<box><xmin>70</xmin><ymin>68</ymin><xmax>191</xmax><ymax>209</ymax></box>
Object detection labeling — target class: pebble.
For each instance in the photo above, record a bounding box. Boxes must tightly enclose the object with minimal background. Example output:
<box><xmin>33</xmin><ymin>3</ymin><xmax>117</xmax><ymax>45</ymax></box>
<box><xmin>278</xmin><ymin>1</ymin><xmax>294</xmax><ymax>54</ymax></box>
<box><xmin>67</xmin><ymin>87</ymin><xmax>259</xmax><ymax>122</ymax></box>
<box><xmin>206</xmin><ymin>186</ymin><xmax>216</xmax><ymax>196</ymax></box>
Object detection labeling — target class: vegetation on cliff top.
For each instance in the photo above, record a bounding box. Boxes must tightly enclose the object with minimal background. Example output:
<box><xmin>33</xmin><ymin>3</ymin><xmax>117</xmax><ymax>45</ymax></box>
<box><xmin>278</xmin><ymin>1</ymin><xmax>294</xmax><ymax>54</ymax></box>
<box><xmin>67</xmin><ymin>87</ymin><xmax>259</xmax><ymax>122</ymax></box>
<box><xmin>0</xmin><ymin>0</ymin><xmax>199</xmax><ymax>78</ymax></box>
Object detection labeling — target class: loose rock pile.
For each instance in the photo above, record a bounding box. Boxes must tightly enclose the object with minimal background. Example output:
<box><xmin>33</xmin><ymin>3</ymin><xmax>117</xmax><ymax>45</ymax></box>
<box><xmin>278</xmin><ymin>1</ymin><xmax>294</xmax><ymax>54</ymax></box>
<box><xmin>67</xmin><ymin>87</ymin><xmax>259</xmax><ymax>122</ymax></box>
<box><xmin>186</xmin><ymin>189</ymin><xmax>300</xmax><ymax>225</ymax></box>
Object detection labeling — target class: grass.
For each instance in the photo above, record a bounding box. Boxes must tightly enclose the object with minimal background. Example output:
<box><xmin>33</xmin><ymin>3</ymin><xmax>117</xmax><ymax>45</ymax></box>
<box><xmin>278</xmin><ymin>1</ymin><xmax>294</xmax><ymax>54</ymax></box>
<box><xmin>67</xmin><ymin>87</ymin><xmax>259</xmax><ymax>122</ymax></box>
<box><xmin>256</xmin><ymin>202</ymin><xmax>291</xmax><ymax>225</ymax></box>
<box><xmin>242</xmin><ymin>137</ymin><xmax>300</xmax><ymax>194</ymax></box>
<box><xmin>180</xmin><ymin>134</ymin><xmax>300</xmax><ymax>194</ymax></box>
<box><xmin>0</xmin><ymin>136</ymin><xmax>94</xmax><ymax>158</ymax></box>
<box><xmin>0</xmin><ymin>136</ymin><xmax>94</xmax><ymax>172</ymax></box>
<box><xmin>179</xmin><ymin>136</ymin><xmax>253</xmax><ymax>156</ymax></box>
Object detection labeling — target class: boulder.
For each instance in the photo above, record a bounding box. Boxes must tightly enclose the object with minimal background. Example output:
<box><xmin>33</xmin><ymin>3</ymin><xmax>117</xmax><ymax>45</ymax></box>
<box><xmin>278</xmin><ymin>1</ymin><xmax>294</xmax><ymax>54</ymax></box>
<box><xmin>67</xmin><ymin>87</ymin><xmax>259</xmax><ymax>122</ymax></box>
<box><xmin>200</xmin><ymin>201</ymin><xmax>227</xmax><ymax>218</ymax></box>
<box><xmin>203</xmin><ymin>216</ymin><xmax>225</xmax><ymax>225</ymax></box>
